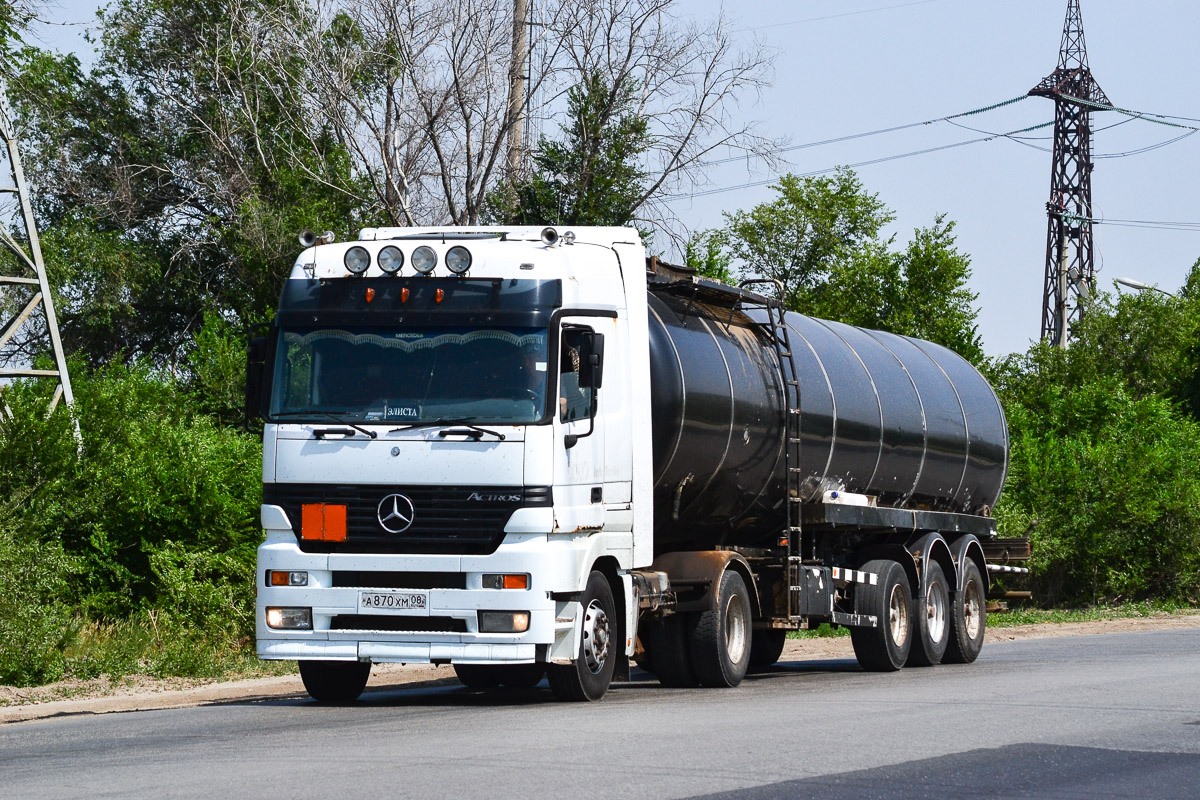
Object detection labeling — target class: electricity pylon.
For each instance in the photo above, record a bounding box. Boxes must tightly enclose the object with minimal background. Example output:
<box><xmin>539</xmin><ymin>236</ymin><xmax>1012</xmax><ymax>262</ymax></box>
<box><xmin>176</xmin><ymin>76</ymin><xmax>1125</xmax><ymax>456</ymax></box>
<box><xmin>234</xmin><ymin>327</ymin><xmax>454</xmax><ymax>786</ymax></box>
<box><xmin>1029</xmin><ymin>0</ymin><xmax>1110</xmax><ymax>347</ymax></box>
<box><xmin>0</xmin><ymin>73</ymin><xmax>74</xmax><ymax>413</ymax></box>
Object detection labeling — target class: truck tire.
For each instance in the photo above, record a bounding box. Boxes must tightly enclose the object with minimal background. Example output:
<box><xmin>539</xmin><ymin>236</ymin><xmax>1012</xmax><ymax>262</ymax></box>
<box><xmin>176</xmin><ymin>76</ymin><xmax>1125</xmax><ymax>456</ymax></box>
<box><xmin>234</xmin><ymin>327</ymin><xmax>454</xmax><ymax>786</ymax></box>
<box><xmin>454</xmin><ymin>664</ymin><xmax>546</xmax><ymax>689</ymax></box>
<box><xmin>689</xmin><ymin>569</ymin><xmax>752</xmax><ymax>687</ymax></box>
<box><xmin>641</xmin><ymin>613</ymin><xmax>698</xmax><ymax>688</ymax></box>
<box><xmin>907</xmin><ymin>561</ymin><xmax>950</xmax><ymax>667</ymax></box>
<box><xmin>498</xmin><ymin>664</ymin><xmax>546</xmax><ymax>688</ymax></box>
<box><xmin>849</xmin><ymin>559</ymin><xmax>912</xmax><ymax>672</ymax></box>
<box><xmin>748</xmin><ymin>628</ymin><xmax>787</xmax><ymax>672</ymax></box>
<box><xmin>944</xmin><ymin>559</ymin><xmax>987</xmax><ymax>664</ymax></box>
<box><xmin>548</xmin><ymin>570</ymin><xmax>617</xmax><ymax>701</ymax></box>
<box><xmin>299</xmin><ymin>660</ymin><xmax>372</xmax><ymax>703</ymax></box>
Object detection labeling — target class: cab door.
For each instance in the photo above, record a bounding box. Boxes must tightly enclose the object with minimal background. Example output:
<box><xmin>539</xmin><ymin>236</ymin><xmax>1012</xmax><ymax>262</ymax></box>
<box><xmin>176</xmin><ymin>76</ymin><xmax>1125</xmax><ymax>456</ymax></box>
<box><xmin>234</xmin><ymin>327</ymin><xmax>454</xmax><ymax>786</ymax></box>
<box><xmin>553</xmin><ymin>321</ymin><xmax>607</xmax><ymax>532</ymax></box>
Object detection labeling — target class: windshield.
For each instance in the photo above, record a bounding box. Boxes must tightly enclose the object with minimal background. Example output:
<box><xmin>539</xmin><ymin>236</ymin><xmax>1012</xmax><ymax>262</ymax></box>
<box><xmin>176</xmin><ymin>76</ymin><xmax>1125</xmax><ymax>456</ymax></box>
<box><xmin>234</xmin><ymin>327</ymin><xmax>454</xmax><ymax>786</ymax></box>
<box><xmin>269</xmin><ymin>326</ymin><xmax>549</xmax><ymax>424</ymax></box>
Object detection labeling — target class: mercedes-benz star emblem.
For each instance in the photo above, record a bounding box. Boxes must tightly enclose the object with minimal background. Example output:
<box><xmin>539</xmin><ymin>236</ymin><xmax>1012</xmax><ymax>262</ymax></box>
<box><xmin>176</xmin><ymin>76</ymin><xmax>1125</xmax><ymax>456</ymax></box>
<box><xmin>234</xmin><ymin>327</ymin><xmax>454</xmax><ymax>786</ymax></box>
<box><xmin>377</xmin><ymin>493</ymin><xmax>415</xmax><ymax>534</ymax></box>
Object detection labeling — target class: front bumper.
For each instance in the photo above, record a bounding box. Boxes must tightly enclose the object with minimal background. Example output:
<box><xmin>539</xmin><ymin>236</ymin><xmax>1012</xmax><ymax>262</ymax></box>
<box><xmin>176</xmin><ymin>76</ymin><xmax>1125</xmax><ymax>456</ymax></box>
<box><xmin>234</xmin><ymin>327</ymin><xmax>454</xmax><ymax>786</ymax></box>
<box><xmin>256</xmin><ymin>528</ymin><xmax>587</xmax><ymax>665</ymax></box>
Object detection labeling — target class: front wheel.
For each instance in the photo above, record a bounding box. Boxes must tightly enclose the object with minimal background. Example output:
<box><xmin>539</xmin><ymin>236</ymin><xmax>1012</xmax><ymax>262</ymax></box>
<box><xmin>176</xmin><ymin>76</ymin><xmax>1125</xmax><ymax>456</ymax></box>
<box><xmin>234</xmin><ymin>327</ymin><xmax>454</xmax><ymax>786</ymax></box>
<box><xmin>849</xmin><ymin>559</ymin><xmax>913</xmax><ymax>672</ymax></box>
<box><xmin>548</xmin><ymin>570</ymin><xmax>617</xmax><ymax>701</ymax></box>
<box><xmin>299</xmin><ymin>660</ymin><xmax>372</xmax><ymax>703</ymax></box>
<box><xmin>944</xmin><ymin>559</ymin><xmax>987</xmax><ymax>664</ymax></box>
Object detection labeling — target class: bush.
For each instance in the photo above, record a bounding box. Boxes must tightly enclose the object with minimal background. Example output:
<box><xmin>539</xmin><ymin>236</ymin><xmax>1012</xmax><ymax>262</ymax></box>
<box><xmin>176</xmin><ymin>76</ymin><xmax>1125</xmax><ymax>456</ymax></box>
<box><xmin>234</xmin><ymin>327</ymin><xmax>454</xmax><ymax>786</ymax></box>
<box><xmin>0</xmin><ymin>510</ymin><xmax>77</xmax><ymax>686</ymax></box>
<box><xmin>997</xmin><ymin>351</ymin><xmax>1200</xmax><ymax>606</ymax></box>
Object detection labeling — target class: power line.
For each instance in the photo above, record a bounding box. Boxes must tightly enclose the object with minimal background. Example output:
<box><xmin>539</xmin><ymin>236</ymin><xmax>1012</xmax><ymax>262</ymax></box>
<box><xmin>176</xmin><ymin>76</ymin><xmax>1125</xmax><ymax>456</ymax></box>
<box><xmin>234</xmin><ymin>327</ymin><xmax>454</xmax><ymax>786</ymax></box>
<box><xmin>703</xmin><ymin>94</ymin><xmax>1031</xmax><ymax>167</ymax></box>
<box><xmin>670</xmin><ymin>120</ymin><xmax>1054</xmax><ymax>201</ymax></box>
<box><xmin>734</xmin><ymin>0</ymin><xmax>940</xmax><ymax>33</ymax></box>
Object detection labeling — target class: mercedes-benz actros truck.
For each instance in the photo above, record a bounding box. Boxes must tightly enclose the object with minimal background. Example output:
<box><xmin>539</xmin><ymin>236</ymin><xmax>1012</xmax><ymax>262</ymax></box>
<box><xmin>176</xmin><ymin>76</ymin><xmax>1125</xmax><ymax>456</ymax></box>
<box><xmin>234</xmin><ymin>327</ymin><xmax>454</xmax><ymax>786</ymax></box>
<box><xmin>247</xmin><ymin>225</ymin><xmax>1008</xmax><ymax>702</ymax></box>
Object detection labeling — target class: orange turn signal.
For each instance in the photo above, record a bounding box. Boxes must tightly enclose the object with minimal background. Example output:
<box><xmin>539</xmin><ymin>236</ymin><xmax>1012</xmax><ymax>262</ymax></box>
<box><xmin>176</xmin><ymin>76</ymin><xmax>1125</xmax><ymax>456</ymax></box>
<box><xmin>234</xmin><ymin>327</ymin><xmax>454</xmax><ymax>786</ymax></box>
<box><xmin>365</xmin><ymin>287</ymin><xmax>375</xmax><ymax>303</ymax></box>
<box><xmin>503</xmin><ymin>574</ymin><xmax>529</xmax><ymax>590</ymax></box>
<box><xmin>435</xmin><ymin>288</ymin><xmax>444</xmax><ymax>303</ymax></box>
<box><xmin>400</xmin><ymin>287</ymin><xmax>410</xmax><ymax>303</ymax></box>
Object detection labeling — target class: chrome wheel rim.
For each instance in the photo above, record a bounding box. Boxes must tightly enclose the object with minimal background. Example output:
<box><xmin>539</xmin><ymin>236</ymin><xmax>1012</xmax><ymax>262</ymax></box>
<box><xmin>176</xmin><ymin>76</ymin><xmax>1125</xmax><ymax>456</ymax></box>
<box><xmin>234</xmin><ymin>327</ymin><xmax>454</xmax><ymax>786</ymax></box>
<box><xmin>581</xmin><ymin>599</ymin><xmax>610</xmax><ymax>674</ymax></box>
<box><xmin>963</xmin><ymin>578</ymin><xmax>983</xmax><ymax>640</ymax></box>
<box><xmin>926</xmin><ymin>576</ymin><xmax>947</xmax><ymax>645</ymax></box>
<box><xmin>888</xmin><ymin>583</ymin><xmax>909</xmax><ymax>647</ymax></box>
<box><xmin>725</xmin><ymin>593</ymin><xmax>748</xmax><ymax>664</ymax></box>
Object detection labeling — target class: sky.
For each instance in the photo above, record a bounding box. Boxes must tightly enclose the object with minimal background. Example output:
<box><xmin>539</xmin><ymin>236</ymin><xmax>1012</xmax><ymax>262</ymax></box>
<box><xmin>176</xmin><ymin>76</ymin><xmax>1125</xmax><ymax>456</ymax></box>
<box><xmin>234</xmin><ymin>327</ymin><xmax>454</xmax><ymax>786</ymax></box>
<box><xmin>23</xmin><ymin>0</ymin><xmax>1200</xmax><ymax>357</ymax></box>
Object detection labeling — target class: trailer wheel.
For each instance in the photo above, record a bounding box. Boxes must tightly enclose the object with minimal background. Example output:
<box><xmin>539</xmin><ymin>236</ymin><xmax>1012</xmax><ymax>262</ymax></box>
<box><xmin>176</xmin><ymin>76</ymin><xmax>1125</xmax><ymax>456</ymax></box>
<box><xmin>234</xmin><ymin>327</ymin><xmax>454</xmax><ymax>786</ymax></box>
<box><xmin>548</xmin><ymin>570</ymin><xmax>617</xmax><ymax>701</ymax></box>
<box><xmin>908</xmin><ymin>561</ymin><xmax>950</xmax><ymax>667</ymax></box>
<box><xmin>299</xmin><ymin>660</ymin><xmax>372</xmax><ymax>703</ymax></box>
<box><xmin>690</xmin><ymin>569</ymin><xmax>752</xmax><ymax>687</ymax></box>
<box><xmin>641</xmin><ymin>613</ymin><xmax>698</xmax><ymax>687</ymax></box>
<box><xmin>944</xmin><ymin>559</ymin><xmax>987</xmax><ymax>664</ymax></box>
<box><xmin>748</xmin><ymin>628</ymin><xmax>787</xmax><ymax>672</ymax></box>
<box><xmin>850</xmin><ymin>559</ymin><xmax>912</xmax><ymax>671</ymax></box>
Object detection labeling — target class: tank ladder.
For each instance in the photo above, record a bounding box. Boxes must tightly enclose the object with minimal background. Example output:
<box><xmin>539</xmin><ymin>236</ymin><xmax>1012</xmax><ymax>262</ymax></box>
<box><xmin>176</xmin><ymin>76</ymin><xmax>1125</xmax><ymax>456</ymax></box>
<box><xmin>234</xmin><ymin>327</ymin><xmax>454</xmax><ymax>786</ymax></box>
<box><xmin>738</xmin><ymin>280</ymin><xmax>805</xmax><ymax>622</ymax></box>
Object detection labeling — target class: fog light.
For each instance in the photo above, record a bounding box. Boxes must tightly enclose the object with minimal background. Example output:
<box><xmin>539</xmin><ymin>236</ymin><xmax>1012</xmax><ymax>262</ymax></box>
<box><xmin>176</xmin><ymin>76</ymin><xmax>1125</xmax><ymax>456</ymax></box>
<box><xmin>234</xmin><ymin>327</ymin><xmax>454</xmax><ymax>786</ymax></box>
<box><xmin>266</xmin><ymin>607</ymin><xmax>312</xmax><ymax>630</ymax></box>
<box><xmin>479</xmin><ymin>611</ymin><xmax>530</xmax><ymax>633</ymax></box>
<box><xmin>482</xmin><ymin>574</ymin><xmax>529</xmax><ymax>590</ymax></box>
<box><xmin>378</xmin><ymin>245</ymin><xmax>404</xmax><ymax>274</ymax></box>
<box><xmin>344</xmin><ymin>246</ymin><xmax>370</xmax><ymax>274</ymax></box>
<box><xmin>268</xmin><ymin>570</ymin><xmax>308</xmax><ymax>587</ymax></box>
<box><xmin>412</xmin><ymin>245</ymin><xmax>437</xmax><ymax>274</ymax></box>
<box><xmin>445</xmin><ymin>246</ymin><xmax>472</xmax><ymax>274</ymax></box>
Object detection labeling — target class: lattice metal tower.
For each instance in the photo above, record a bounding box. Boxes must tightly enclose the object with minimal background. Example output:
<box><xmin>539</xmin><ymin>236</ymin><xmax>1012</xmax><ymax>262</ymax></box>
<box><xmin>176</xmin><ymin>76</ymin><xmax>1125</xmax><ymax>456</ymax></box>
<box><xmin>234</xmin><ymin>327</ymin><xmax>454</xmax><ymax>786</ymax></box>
<box><xmin>1029</xmin><ymin>0</ymin><xmax>1110</xmax><ymax>347</ymax></box>
<box><xmin>0</xmin><ymin>73</ymin><xmax>74</xmax><ymax>412</ymax></box>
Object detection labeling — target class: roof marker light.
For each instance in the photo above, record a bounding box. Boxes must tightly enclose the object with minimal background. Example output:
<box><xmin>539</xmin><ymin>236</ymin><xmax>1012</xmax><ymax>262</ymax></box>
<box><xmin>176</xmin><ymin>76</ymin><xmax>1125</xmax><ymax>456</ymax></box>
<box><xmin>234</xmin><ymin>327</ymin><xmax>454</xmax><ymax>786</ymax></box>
<box><xmin>400</xmin><ymin>287</ymin><xmax>410</xmax><ymax>303</ymax></box>
<box><xmin>365</xmin><ymin>288</ymin><xmax>375</xmax><ymax>303</ymax></box>
<box><xmin>435</xmin><ymin>288</ymin><xmax>444</xmax><ymax>303</ymax></box>
<box><xmin>412</xmin><ymin>246</ymin><xmax>437</xmax><ymax>274</ymax></box>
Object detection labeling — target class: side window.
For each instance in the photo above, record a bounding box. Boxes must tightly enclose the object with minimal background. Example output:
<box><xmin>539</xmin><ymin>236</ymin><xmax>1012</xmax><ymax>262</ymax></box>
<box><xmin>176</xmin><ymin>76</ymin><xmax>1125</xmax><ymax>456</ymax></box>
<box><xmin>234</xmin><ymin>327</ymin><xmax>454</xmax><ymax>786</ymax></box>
<box><xmin>559</xmin><ymin>328</ymin><xmax>594</xmax><ymax>422</ymax></box>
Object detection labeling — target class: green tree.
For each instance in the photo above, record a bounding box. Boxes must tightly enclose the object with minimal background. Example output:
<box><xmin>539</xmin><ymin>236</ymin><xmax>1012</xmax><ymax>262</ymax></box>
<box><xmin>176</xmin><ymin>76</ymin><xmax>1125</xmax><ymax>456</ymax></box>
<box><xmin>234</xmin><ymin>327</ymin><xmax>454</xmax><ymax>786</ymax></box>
<box><xmin>993</xmin><ymin>267</ymin><xmax>1200</xmax><ymax>605</ymax></box>
<box><xmin>489</xmin><ymin>73</ymin><xmax>650</xmax><ymax>227</ymax></box>
<box><xmin>9</xmin><ymin>0</ymin><xmax>363</xmax><ymax>367</ymax></box>
<box><xmin>720</xmin><ymin>170</ymin><xmax>984</xmax><ymax>361</ymax></box>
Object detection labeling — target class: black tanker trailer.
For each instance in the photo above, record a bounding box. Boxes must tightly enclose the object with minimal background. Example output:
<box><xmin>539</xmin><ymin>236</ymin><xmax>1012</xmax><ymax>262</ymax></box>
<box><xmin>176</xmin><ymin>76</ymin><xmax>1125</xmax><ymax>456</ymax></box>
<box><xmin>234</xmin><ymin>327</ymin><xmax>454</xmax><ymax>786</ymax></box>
<box><xmin>633</xmin><ymin>259</ymin><xmax>1009</xmax><ymax>685</ymax></box>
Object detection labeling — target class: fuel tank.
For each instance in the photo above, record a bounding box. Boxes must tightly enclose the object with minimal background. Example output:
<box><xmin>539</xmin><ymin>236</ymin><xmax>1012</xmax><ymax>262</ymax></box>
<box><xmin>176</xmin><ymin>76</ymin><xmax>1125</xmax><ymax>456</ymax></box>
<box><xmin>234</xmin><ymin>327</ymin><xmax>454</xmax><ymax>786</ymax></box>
<box><xmin>647</xmin><ymin>280</ymin><xmax>1008</xmax><ymax>553</ymax></box>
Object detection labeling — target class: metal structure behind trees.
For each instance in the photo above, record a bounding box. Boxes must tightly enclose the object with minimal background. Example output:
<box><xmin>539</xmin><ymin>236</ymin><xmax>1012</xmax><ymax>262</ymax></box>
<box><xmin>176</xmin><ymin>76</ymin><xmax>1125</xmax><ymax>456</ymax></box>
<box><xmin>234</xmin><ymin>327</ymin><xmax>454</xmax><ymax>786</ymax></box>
<box><xmin>1029</xmin><ymin>0</ymin><xmax>1110</xmax><ymax>347</ymax></box>
<box><xmin>0</xmin><ymin>73</ymin><xmax>74</xmax><ymax>413</ymax></box>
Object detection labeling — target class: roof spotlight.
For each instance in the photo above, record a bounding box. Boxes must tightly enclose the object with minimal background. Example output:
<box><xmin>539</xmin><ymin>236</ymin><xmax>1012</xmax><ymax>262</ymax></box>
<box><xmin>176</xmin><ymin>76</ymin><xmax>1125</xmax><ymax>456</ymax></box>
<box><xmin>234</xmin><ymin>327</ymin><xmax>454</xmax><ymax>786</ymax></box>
<box><xmin>446</xmin><ymin>246</ymin><xmax>472</xmax><ymax>274</ymax></box>
<box><xmin>412</xmin><ymin>245</ymin><xmax>437</xmax><ymax>274</ymax></box>
<box><xmin>378</xmin><ymin>245</ymin><xmax>404</xmax><ymax>274</ymax></box>
<box><xmin>344</xmin><ymin>246</ymin><xmax>370</xmax><ymax>275</ymax></box>
<box><xmin>562</xmin><ymin>230</ymin><xmax>576</xmax><ymax>245</ymax></box>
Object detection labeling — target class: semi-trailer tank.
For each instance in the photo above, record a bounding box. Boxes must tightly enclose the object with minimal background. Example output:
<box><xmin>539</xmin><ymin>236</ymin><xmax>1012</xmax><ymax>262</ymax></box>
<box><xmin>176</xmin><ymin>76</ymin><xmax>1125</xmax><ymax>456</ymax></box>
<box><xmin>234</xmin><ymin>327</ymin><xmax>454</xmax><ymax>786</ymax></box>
<box><xmin>249</xmin><ymin>226</ymin><xmax>1012</xmax><ymax>702</ymax></box>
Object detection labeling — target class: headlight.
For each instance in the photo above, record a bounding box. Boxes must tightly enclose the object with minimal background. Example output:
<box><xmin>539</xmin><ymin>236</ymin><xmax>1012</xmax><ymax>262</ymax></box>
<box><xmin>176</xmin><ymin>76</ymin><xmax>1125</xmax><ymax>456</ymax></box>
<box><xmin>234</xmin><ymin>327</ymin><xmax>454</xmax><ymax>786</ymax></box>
<box><xmin>412</xmin><ymin>245</ymin><xmax>437</xmax><ymax>274</ymax></box>
<box><xmin>445</xmin><ymin>246</ymin><xmax>472</xmax><ymax>274</ymax></box>
<box><xmin>378</xmin><ymin>245</ymin><xmax>404</xmax><ymax>274</ymax></box>
<box><xmin>266</xmin><ymin>607</ymin><xmax>313</xmax><ymax>630</ymax></box>
<box><xmin>344</xmin><ymin>246</ymin><xmax>370</xmax><ymax>275</ymax></box>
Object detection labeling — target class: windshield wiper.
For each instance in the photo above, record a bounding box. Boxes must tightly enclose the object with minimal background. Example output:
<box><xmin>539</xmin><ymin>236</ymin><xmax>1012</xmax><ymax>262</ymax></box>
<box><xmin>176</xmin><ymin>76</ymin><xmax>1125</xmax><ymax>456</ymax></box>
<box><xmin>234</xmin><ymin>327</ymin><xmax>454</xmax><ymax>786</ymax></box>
<box><xmin>270</xmin><ymin>410</ymin><xmax>378</xmax><ymax>439</ymax></box>
<box><xmin>389</xmin><ymin>419</ymin><xmax>506</xmax><ymax>441</ymax></box>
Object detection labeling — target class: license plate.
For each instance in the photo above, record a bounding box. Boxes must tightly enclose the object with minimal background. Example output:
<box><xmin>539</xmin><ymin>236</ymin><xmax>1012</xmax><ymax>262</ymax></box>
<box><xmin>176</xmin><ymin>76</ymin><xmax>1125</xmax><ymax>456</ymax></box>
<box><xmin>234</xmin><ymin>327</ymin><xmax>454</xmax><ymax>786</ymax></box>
<box><xmin>358</xmin><ymin>591</ymin><xmax>428</xmax><ymax>614</ymax></box>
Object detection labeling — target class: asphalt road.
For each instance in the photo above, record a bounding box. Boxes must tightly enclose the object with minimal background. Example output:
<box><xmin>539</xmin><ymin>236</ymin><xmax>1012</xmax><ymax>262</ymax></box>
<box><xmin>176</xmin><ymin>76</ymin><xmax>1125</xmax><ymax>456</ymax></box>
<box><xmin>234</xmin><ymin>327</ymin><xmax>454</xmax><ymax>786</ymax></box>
<box><xmin>3</xmin><ymin>629</ymin><xmax>1199</xmax><ymax>799</ymax></box>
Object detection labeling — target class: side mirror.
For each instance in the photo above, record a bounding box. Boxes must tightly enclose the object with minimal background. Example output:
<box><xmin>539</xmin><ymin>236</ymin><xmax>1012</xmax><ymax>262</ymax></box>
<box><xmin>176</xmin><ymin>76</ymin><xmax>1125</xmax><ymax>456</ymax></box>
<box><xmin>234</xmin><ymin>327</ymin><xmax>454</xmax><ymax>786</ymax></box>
<box><xmin>246</xmin><ymin>336</ymin><xmax>268</xmax><ymax>421</ymax></box>
<box><xmin>578</xmin><ymin>331</ymin><xmax>604</xmax><ymax>389</ymax></box>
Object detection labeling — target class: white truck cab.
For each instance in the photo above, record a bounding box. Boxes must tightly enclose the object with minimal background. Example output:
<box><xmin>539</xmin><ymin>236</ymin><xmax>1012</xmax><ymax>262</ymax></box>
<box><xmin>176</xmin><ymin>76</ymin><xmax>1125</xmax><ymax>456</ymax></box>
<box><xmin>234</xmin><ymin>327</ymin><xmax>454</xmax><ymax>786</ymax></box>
<box><xmin>252</xmin><ymin>226</ymin><xmax>655</xmax><ymax>701</ymax></box>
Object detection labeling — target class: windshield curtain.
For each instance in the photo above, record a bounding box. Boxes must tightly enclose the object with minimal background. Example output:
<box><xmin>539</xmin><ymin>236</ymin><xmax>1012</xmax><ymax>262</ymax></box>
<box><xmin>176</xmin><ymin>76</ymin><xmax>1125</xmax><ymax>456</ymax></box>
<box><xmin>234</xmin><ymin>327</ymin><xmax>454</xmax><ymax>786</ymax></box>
<box><xmin>269</xmin><ymin>326</ymin><xmax>549</xmax><ymax>424</ymax></box>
